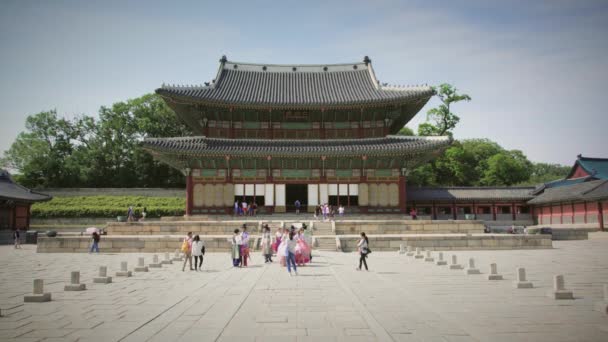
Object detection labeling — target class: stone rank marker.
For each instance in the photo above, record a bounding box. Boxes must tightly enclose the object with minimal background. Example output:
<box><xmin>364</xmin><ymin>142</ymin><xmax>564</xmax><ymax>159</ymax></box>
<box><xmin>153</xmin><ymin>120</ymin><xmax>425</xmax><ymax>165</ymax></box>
<box><xmin>487</xmin><ymin>263</ymin><xmax>503</xmax><ymax>280</ymax></box>
<box><xmin>513</xmin><ymin>267</ymin><xmax>533</xmax><ymax>288</ymax></box>
<box><xmin>134</xmin><ymin>257</ymin><xmax>149</xmax><ymax>272</ymax></box>
<box><xmin>449</xmin><ymin>255</ymin><xmax>463</xmax><ymax>270</ymax></box>
<box><xmin>93</xmin><ymin>266</ymin><xmax>112</xmax><ymax>284</ymax></box>
<box><xmin>116</xmin><ymin>261</ymin><xmax>132</xmax><ymax>277</ymax></box>
<box><xmin>594</xmin><ymin>284</ymin><xmax>608</xmax><ymax>315</ymax></box>
<box><xmin>149</xmin><ymin>254</ymin><xmax>163</xmax><ymax>268</ymax></box>
<box><xmin>549</xmin><ymin>275</ymin><xmax>574</xmax><ymax>300</ymax></box>
<box><xmin>64</xmin><ymin>271</ymin><xmax>86</xmax><ymax>291</ymax></box>
<box><xmin>406</xmin><ymin>246</ymin><xmax>414</xmax><ymax>257</ymax></box>
<box><xmin>24</xmin><ymin>279</ymin><xmax>51</xmax><ymax>303</ymax></box>
<box><xmin>435</xmin><ymin>252</ymin><xmax>447</xmax><ymax>266</ymax></box>
<box><xmin>161</xmin><ymin>253</ymin><xmax>173</xmax><ymax>265</ymax></box>
<box><xmin>465</xmin><ymin>258</ymin><xmax>481</xmax><ymax>275</ymax></box>
<box><xmin>414</xmin><ymin>248</ymin><xmax>424</xmax><ymax>259</ymax></box>
<box><xmin>399</xmin><ymin>244</ymin><xmax>406</xmax><ymax>254</ymax></box>
<box><xmin>424</xmin><ymin>250</ymin><xmax>434</xmax><ymax>262</ymax></box>
<box><xmin>172</xmin><ymin>249</ymin><xmax>183</xmax><ymax>261</ymax></box>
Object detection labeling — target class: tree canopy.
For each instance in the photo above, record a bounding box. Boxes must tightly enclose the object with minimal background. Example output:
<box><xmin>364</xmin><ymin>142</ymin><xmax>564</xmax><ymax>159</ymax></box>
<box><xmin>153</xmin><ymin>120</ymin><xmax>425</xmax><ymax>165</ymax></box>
<box><xmin>1</xmin><ymin>94</ymin><xmax>191</xmax><ymax>188</ymax></box>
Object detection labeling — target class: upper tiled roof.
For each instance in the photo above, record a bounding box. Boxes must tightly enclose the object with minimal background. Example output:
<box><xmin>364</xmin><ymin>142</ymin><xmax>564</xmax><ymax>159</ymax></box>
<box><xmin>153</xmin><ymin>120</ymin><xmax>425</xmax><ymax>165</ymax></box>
<box><xmin>408</xmin><ymin>187</ymin><xmax>535</xmax><ymax>202</ymax></box>
<box><xmin>156</xmin><ymin>56</ymin><xmax>434</xmax><ymax>108</ymax></box>
<box><xmin>0</xmin><ymin>170</ymin><xmax>52</xmax><ymax>203</ymax></box>
<box><xmin>142</xmin><ymin>135</ymin><xmax>451</xmax><ymax>158</ymax></box>
<box><xmin>528</xmin><ymin>179</ymin><xmax>608</xmax><ymax>205</ymax></box>
<box><xmin>567</xmin><ymin>156</ymin><xmax>608</xmax><ymax>180</ymax></box>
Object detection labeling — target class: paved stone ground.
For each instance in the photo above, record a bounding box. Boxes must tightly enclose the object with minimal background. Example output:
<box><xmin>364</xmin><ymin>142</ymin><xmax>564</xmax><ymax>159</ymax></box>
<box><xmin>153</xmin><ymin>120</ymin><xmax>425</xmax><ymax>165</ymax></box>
<box><xmin>1</xmin><ymin>234</ymin><xmax>608</xmax><ymax>342</ymax></box>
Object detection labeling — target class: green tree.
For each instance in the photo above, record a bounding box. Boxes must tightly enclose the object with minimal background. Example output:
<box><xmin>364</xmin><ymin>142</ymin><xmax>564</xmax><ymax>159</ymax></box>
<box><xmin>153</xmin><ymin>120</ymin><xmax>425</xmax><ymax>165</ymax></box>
<box><xmin>519</xmin><ymin>163</ymin><xmax>571</xmax><ymax>185</ymax></box>
<box><xmin>481</xmin><ymin>150</ymin><xmax>533</xmax><ymax>186</ymax></box>
<box><xmin>397</xmin><ymin>126</ymin><xmax>415</xmax><ymax>136</ymax></box>
<box><xmin>418</xmin><ymin>83</ymin><xmax>471</xmax><ymax>137</ymax></box>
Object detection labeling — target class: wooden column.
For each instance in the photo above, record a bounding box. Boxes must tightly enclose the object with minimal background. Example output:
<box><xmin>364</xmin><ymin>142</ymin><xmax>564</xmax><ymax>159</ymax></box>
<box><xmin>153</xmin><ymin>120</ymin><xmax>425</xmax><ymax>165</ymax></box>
<box><xmin>185</xmin><ymin>173</ymin><xmax>193</xmax><ymax>216</ymax></box>
<box><xmin>398</xmin><ymin>174</ymin><xmax>407</xmax><ymax>214</ymax></box>
<box><xmin>492</xmin><ymin>202</ymin><xmax>497</xmax><ymax>221</ymax></box>
<box><xmin>598</xmin><ymin>201</ymin><xmax>604</xmax><ymax>231</ymax></box>
<box><xmin>512</xmin><ymin>203</ymin><xmax>516</xmax><ymax>221</ymax></box>
<box><xmin>431</xmin><ymin>201</ymin><xmax>437</xmax><ymax>220</ymax></box>
<box><xmin>452</xmin><ymin>201</ymin><xmax>457</xmax><ymax>220</ymax></box>
<box><xmin>584</xmin><ymin>202</ymin><xmax>588</xmax><ymax>223</ymax></box>
<box><xmin>560</xmin><ymin>203</ymin><xmax>564</xmax><ymax>224</ymax></box>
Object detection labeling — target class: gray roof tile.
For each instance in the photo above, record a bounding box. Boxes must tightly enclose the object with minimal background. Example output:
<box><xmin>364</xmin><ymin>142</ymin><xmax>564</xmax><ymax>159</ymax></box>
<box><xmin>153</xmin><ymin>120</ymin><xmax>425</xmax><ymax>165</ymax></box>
<box><xmin>408</xmin><ymin>187</ymin><xmax>535</xmax><ymax>201</ymax></box>
<box><xmin>0</xmin><ymin>170</ymin><xmax>52</xmax><ymax>202</ymax></box>
<box><xmin>142</xmin><ymin>135</ymin><xmax>451</xmax><ymax>158</ymax></box>
<box><xmin>156</xmin><ymin>57</ymin><xmax>434</xmax><ymax>108</ymax></box>
<box><xmin>528</xmin><ymin>179</ymin><xmax>608</xmax><ymax>205</ymax></box>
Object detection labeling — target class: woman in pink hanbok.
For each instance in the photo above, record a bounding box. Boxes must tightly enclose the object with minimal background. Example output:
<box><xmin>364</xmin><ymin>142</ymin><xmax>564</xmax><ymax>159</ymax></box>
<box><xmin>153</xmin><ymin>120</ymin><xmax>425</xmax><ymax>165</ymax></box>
<box><xmin>295</xmin><ymin>228</ymin><xmax>311</xmax><ymax>266</ymax></box>
<box><xmin>272</xmin><ymin>227</ymin><xmax>282</xmax><ymax>254</ymax></box>
<box><xmin>277</xmin><ymin>228</ymin><xmax>289</xmax><ymax>266</ymax></box>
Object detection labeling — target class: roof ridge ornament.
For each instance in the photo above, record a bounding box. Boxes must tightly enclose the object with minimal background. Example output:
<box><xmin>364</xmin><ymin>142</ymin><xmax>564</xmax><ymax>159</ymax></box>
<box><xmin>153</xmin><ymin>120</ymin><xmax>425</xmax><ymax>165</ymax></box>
<box><xmin>220</xmin><ymin>55</ymin><xmax>227</xmax><ymax>63</ymax></box>
<box><xmin>363</xmin><ymin>56</ymin><xmax>371</xmax><ymax>65</ymax></box>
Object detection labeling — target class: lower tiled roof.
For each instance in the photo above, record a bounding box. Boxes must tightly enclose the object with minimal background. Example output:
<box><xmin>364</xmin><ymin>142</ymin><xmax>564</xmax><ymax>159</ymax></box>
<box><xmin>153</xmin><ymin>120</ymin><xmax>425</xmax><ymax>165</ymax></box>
<box><xmin>142</xmin><ymin>135</ymin><xmax>451</xmax><ymax>158</ymax></box>
<box><xmin>408</xmin><ymin>187</ymin><xmax>535</xmax><ymax>202</ymax></box>
<box><xmin>527</xmin><ymin>179</ymin><xmax>608</xmax><ymax>205</ymax></box>
<box><xmin>0</xmin><ymin>170</ymin><xmax>52</xmax><ymax>203</ymax></box>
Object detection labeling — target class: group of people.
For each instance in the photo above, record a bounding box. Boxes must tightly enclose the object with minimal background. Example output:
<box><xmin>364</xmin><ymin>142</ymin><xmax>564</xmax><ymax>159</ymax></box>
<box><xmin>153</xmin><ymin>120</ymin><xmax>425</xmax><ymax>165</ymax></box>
<box><xmin>126</xmin><ymin>206</ymin><xmax>147</xmax><ymax>222</ymax></box>
<box><xmin>181</xmin><ymin>232</ymin><xmax>206</xmax><ymax>271</ymax></box>
<box><xmin>314</xmin><ymin>204</ymin><xmax>345</xmax><ymax>220</ymax></box>
<box><xmin>234</xmin><ymin>201</ymin><xmax>258</xmax><ymax>216</ymax></box>
<box><xmin>230</xmin><ymin>224</ymin><xmax>251</xmax><ymax>266</ymax></box>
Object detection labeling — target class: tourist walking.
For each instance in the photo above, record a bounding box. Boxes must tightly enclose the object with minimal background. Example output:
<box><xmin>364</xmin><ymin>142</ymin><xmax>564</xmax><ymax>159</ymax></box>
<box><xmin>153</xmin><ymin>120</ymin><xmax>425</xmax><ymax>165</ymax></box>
<box><xmin>294</xmin><ymin>199</ymin><xmax>301</xmax><ymax>214</ymax></box>
<box><xmin>231</xmin><ymin>229</ymin><xmax>241</xmax><ymax>267</ymax></box>
<box><xmin>356</xmin><ymin>232</ymin><xmax>370</xmax><ymax>271</ymax></box>
<box><xmin>141</xmin><ymin>207</ymin><xmax>147</xmax><ymax>221</ymax></box>
<box><xmin>286</xmin><ymin>231</ymin><xmax>298</xmax><ymax>276</ymax></box>
<box><xmin>90</xmin><ymin>231</ymin><xmax>100</xmax><ymax>253</ymax></box>
<box><xmin>192</xmin><ymin>235</ymin><xmax>205</xmax><ymax>271</ymax></box>
<box><xmin>181</xmin><ymin>232</ymin><xmax>194</xmax><ymax>271</ymax></box>
<box><xmin>13</xmin><ymin>229</ymin><xmax>21</xmax><ymax>249</ymax></box>
<box><xmin>261</xmin><ymin>225</ymin><xmax>273</xmax><ymax>263</ymax></box>
<box><xmin>127</xmin><ymin>206</ymin><xmax>135</xmax><ymax>222</ymax></box>
<box><xmin>338</xmin><ymin>205</ymin><xmax>345</xmax><ymax>217</ymax></box>
<box><xmin>240</xmin><ymin>224</ymin><xmax>250</xmax><ymax>267</ymax></box>
<box><xmin>234</xmin><ymin>200</ymin><xmax>239</xmax><ymax>216</ymax></box>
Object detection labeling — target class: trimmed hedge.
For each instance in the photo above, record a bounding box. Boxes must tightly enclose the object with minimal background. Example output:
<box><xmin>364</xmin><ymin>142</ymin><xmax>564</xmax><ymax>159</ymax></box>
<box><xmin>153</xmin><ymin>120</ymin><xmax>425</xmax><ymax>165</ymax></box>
<box><xmin>31</xmin><ymin>196</ymin><xmax>185</xmax><ymax>218</ymax></box>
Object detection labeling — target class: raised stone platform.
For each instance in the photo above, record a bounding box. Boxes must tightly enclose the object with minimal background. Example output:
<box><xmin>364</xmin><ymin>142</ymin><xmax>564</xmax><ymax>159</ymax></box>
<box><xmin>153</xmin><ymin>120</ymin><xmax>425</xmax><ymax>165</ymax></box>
<box><xmin>106</xmin><ymin>219</ymin><xmax>485</xmax><ymax>236</ymax></box>
<box><xmin>527</xmin><ymin>224</ymin><xmax>598</xmax><ymax>240</ymax></box>
<box><xmin>37</xmin><ymin>233</ymin><xmax>552</xmax><ymax>253</ymax></box>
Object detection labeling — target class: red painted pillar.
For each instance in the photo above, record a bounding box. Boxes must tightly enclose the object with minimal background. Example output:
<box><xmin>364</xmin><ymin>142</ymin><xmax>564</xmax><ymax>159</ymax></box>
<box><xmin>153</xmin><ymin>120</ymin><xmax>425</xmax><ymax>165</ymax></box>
<box><xmin>399</xmin><ymin>175</ymin><xmax>407</xmax><ymax>214</ymax></box>
<box><xmin>452</xmin><ymin>202</ymin><xmax>457</xmax><ymax>220</ymax></box>
<box><xmin>559</xmin><ymin>203</ymin><xmax>564</xmax><ymax>224</ymax></box>
<box><xmin>598</xmin><ymin>201</ymin><xmax>604</xmax><ymax>231</ymax></box>
<box><xmin>584</xmin><ymin>202</ymin><xmax>588</xmax><ymax>223</ymax></box>
<box><xmin>492</xmin><ymin>203</ymin><xmax>497</xmax><ymax>221</ymax></box>
<box><xmin>186</xmin><ymin>173</ymin><xmax>193</xmax><ymax>216</ymax></box>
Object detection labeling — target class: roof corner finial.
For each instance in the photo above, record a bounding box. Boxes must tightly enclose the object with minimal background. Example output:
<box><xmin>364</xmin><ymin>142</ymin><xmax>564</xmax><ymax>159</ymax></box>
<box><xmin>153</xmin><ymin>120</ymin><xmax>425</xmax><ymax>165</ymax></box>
<box><xmin>363</xmin><ymin>56</ymin><xmax>371</xmax><ymax>65</ymax></box>
<box><xmin>220</xmin><ymin>55</ymin><xmax>227</xmax><ymax>63</ymax></box>
<box><xmin>577</xmin><ymin>154</ymin><xmax>582</xmax><ymax>159</ymax></box>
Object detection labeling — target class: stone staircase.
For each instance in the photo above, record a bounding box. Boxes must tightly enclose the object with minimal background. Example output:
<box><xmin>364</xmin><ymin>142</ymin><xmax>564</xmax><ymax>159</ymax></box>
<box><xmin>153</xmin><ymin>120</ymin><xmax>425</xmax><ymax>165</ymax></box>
<box><xmin>313</xmin><ymin>221</ymin><xmax>340</xmax><ymax>251</ymax></box>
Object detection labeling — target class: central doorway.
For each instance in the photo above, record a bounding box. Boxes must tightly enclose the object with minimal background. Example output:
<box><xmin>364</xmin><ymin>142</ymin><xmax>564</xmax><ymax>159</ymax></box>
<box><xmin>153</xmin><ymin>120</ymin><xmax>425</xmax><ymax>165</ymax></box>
<box><xmin>286</xmin><ymin>184</ymin><xmax>308</xmax><ymax>213</ymax></box>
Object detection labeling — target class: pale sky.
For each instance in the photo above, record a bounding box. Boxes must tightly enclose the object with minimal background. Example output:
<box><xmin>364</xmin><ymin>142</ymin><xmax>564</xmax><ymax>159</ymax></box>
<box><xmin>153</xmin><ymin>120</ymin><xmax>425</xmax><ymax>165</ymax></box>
<box><xmin>1</xmin><ymin>0</ymin><xmax>607</xmax><ymax>166</ymax></box>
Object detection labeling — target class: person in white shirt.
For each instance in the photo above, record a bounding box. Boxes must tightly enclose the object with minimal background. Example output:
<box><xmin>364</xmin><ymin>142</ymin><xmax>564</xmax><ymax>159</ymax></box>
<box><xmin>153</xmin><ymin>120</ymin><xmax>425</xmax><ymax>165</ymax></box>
<box><xmin>192</xmin><ymin>235</ymin><xmax>205</xmax><ymax>271</ymax></box>
<box><xmin>231</xmin><ymin>229</ymin><xmax>242</xmax><ymax>267</ymax></box>
<box><xmin>338</xmin><ymin>205</ymin><xmax>345</xmax><ymax>217</ymax></box>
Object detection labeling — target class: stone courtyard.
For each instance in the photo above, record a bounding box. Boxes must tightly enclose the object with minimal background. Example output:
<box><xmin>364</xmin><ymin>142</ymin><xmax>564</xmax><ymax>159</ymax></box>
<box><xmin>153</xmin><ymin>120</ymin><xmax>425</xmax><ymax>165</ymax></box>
<box><xmin>1</xmin><ymin>234</ymin><xmax>608</xmax><ymax>342</ymax></box>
